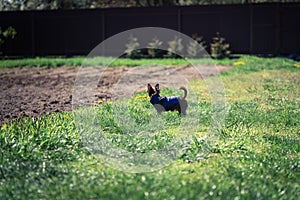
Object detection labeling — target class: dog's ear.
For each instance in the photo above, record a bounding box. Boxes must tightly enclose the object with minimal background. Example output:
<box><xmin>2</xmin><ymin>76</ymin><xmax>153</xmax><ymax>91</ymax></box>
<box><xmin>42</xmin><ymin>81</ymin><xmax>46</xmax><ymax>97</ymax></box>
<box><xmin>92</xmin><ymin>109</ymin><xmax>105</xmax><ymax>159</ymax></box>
<box><xmin>147</xmin><ymin>83</ymin><xmax>152</xmax><ymax>92</ymax></box>
<box><xmin>147</xmin><ymin>83</ymin><xmax>155</xmax><ymax>97</ymax></box>
<box><xmin>155</xmin><ymin>83</ymin><xmax>160</xmax><ymax>92</ymax></box>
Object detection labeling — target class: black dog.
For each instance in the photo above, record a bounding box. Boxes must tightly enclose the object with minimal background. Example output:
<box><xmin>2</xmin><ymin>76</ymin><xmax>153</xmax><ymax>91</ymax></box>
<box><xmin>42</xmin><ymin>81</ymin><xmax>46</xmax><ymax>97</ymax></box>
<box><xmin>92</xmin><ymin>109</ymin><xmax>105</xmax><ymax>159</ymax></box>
<box><xmin>147</xmin><ymin>83</ymin><xmax>188</xmax><ymax>115</ymax></box>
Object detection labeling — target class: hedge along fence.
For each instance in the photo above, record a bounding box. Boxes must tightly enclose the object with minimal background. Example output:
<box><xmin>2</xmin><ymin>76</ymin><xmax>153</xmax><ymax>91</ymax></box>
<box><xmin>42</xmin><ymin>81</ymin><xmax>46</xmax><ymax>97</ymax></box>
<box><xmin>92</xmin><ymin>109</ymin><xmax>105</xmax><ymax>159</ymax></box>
<box><xmin>0</xmin><ymin>3</ymin><xmax>299</xmax><ymax>57</ymax></box>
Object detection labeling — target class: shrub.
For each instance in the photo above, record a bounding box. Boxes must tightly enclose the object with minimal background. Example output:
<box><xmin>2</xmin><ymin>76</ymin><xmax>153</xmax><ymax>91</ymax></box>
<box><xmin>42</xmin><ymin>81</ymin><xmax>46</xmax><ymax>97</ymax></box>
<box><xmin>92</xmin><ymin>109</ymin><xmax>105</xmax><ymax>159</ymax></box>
<box><xmin>124</xmin><ymin>34</ymin><xmax>141</xmax><ymax>59</ymax></box>
<box><xmin>210</xmin><ymin>32</ymin><xmax>230</xmax><ymax>59</ymax></box>
<box><xmin>186</xmin><ymin>33</ymin><xmax>207</xmax><ymax>58</ymax></box>
<box><xmin>166</xmin><ymin>35</ymin><xmax>184</xmax><ymax>58</ymax></box>
<box><xmin>0</xmin><ymin>26</ymin><xmax>17</xmax><ymax>55</ymax></box>
<box><xmin>147</xmin><ymin>37</ymin><xmax>165</xmax><ymax>58</ymax></box>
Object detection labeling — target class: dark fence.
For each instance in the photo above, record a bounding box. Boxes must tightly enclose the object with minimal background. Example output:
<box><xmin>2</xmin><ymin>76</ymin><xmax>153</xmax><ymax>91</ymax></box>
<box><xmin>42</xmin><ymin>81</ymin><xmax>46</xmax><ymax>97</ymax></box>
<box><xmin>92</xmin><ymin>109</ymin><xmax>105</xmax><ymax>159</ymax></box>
<box><xmin>0</xmin><ymin>3</ymin><xmax>299</xmax><ymax>56</ymax></box>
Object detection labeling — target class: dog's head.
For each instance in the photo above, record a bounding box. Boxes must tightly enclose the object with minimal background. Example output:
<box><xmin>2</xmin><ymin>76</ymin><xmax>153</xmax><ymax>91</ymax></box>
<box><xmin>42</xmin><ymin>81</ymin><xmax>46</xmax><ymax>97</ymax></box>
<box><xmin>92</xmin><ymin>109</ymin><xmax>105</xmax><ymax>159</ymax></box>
<box><xmin>147</xmin><ymin>83</ymin><xmax>160</xmax><ymax>98</ymax></box>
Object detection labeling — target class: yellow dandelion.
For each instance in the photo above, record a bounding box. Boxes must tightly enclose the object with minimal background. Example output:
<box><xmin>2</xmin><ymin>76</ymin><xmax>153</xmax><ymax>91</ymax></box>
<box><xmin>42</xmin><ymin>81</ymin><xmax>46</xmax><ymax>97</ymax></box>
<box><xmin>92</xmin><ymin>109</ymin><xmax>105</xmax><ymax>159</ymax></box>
<box><xmin>97</xmin><ymin>99</ymin><xmax>104</xmax><ymax>104</ymax></box>
<box><xmin>93</xmin><ymin>99</ymin><xmax>103</xmax><ymax>106</ymax></box>
<box><xmin>233</xmin><ymin>61</ymin><xmax>245</xmax><ymax>66</ymax></box>
<box><xmin>293</xmin><ymin>63</ymin><xmax>300</xmax><ymax>68</ymax></box>
<box><xmin>135</xmin><ymin>95</ymin><xmax>148</xmax><ymax>100</ymax></box>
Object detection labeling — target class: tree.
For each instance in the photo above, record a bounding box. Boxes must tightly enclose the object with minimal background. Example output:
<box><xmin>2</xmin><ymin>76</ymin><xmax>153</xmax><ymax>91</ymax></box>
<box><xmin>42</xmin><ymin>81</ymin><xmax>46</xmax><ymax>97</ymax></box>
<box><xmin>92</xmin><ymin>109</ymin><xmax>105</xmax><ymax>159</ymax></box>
<box><xmin>1</xmin><ymin>0</ymin><xmax>299</xmax><ymax>11</ymax></box>
<box><xmin>88</xmin><ymin>0</ymin><xmax>136</xmax><ymax>8</ymax></box>
<box><xmin>0</xmin><ymin>0</ymin><xmax>90</xmax><ymax>11</ymax></box>
<box><xmin>134</xmin><ymin>0</ymin><xmax>179</xmax><ymax>6</ymax></box>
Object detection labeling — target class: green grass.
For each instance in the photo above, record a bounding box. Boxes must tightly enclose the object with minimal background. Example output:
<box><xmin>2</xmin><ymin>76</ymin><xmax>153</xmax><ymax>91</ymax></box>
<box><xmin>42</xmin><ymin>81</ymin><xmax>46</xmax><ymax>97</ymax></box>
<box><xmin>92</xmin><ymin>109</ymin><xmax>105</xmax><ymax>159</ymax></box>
<box><xmin>1</xmin><ymin>56</ymin><xmax>300</xmax><ymax>199</ymax></box>
<box><xmin>0</xmin><ymin>55</ymin><xmax>298</xmax><ymax>71</ymax></box>
<box><xmin>0</xmin><ymin>56</ymin><xmax>190</xmax><ymax>68</ymax></box>
<box><xmin>221</xmin><ymin>55</ymin><xmax>299</xmax><ymax>75</ymax></box>
<box><xmin>0</xmin><ymin>55</ymin><xmax>253</xmax><ymax>68</ymax></box>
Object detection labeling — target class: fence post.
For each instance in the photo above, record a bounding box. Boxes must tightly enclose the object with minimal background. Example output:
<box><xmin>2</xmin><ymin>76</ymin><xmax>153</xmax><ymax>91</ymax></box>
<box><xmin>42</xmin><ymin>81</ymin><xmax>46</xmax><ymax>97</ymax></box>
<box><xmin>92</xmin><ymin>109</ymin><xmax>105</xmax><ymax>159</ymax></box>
<box><xmin>249</xmin><ymin>4</ymin><xmax>253</xmax><ymax>54</ymax></box>
<box><xmin>101</xmin><ymin>10</ymin><xmax>106</xmax><ymax>56</ymax></box>
<box><xmin>31</xmin><ymin>12</ymin><xmax>35</xmax><ymax>57</ymax></box>
<box><xmin>177</xmin><ymin>8</ymin><xmax>181</xmax><ymax>33</ymax></box>
<box><xmin>275</xmin><ymin>3</ymin><xmax>281</xmax><ymax>55</ymax></box>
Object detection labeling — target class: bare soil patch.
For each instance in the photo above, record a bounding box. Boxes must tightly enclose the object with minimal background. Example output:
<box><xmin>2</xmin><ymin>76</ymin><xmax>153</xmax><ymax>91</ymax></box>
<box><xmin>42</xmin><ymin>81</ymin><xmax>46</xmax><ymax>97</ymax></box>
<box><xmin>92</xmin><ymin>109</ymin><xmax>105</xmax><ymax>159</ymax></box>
<box><xmin>0</xmin><ymin>65</ymin><xmax>231</xmax><ymax>125</ymax></box>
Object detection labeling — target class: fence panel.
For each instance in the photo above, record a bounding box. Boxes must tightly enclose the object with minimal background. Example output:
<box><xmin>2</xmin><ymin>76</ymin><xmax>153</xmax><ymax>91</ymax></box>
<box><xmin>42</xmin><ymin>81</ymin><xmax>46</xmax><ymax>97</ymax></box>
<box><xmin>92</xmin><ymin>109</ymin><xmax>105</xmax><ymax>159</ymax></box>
<box><xmin>0</xmin><ymin>3</ymin><xmax>299</xmax><ymax>56</ymax></box>
<box><xmin>280</xmin><ymin>4</ymin><xmax>300</xmax><ymax>54</ymax></box>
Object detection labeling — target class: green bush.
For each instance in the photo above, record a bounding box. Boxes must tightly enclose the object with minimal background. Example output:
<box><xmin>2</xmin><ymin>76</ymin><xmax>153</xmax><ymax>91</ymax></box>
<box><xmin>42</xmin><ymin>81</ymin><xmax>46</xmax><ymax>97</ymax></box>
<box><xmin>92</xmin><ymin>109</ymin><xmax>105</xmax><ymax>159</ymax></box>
<box><xmin>124</xmin><ymin>34</ymin><xmax>141</xmax><ymax>59</ymax></box>
<box><xmin>210</xmin><ymin>32</ymin><xmax>230</xmax><ymax>59</ymax></box>
<box><xmin>147</xmin><ymin>37</ymin><xmax>165</xmax><ymax>58</ymax></box>
<box><xmin>186</xmin><ymin>34</ymin><xmax>207</xmax><ymax>58</ymax></box>
<box><xmin>166</xmin><ymin>35</ymin><xmax>184</xmax><ymax>58</ymax></box>
<box><xmin>0</xmin><ymin>26</ymin><xmax>17</xmax><ymax>55</ymax></box>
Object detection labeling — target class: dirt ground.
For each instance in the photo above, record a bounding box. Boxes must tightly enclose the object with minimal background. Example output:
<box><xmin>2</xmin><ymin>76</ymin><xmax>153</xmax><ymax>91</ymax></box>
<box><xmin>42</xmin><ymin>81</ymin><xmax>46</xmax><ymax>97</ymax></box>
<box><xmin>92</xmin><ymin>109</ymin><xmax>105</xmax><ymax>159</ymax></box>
<box><xmin>0</xmin><ymin>65</ymin><xmax>231</xmax><ymax>125</ymax></box>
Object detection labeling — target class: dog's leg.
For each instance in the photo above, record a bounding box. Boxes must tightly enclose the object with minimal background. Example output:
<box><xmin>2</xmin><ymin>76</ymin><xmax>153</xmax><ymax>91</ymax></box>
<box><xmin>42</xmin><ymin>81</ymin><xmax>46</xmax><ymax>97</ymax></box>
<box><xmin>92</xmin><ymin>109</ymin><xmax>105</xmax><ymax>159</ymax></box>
<box><xmin>155</xmin><ymin>104</ymin><xmax>165</xmax><ymax>114</ymax></box>
<box><xmin>179</xmin><ymin>99</ymin><xmax>188</xmax><ymax>115</ymax></box>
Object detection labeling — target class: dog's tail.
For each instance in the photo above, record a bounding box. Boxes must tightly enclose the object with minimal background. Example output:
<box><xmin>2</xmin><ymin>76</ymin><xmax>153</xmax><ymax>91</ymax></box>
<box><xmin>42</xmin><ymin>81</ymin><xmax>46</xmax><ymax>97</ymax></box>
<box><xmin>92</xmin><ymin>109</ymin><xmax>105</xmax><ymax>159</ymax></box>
<box><xmin>179</xmin><ymin>87</ymin><xmax>187</xmax><ymax>99</ymax></box>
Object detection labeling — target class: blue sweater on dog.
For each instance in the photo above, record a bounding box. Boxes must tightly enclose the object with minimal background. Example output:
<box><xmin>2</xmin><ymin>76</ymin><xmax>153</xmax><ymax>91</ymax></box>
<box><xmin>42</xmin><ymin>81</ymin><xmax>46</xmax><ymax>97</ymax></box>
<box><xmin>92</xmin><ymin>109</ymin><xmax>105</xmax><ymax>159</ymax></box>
<box><xmin>150</xmin><ymin>94</ymin><xmax>179</xmax><ymax>111</ymax></box>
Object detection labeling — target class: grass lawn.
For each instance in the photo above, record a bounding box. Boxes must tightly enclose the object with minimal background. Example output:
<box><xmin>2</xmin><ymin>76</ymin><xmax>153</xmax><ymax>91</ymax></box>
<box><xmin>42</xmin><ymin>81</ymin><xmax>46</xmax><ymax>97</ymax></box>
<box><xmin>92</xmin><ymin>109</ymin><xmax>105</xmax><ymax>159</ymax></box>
<box><xmin>0</xmin><ymin>56</ymin><xmax>234</xmax><ymax>68</ymax></box>
<box><xmin>0</xmin><ymin>55</ymin><xmax>299</xmax><ymax>199</ymax></box>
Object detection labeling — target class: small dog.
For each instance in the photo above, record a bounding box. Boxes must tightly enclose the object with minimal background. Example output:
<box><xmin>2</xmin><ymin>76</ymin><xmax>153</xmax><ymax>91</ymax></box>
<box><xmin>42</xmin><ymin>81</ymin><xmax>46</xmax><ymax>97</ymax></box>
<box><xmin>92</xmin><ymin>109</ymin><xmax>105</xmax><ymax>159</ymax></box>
<box><xmin>147</xmin><ymin>83</ymin><xmax>188</xmax><ymax>115</ymax></box>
